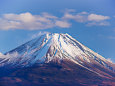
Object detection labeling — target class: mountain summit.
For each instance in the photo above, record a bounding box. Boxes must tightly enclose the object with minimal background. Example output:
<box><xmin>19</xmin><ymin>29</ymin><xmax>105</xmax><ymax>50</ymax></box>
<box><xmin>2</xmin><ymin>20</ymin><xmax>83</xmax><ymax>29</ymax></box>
<box><xmin>1</xmin><ymin>33</ymin><xmax>115</xmax><ymax>69</ymax></box>
<box><xmin>0</xmin><ymin>33</ymin><xmax>115</xmax><ymax>86</ymax></box>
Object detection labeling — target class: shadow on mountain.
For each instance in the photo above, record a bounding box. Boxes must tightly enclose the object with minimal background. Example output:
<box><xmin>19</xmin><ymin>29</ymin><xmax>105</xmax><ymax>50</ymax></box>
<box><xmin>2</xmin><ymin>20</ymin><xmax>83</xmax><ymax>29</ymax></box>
<box><xmin>0</xmin><ymin>60</ymin><xmax>115</xmax><ymax>86</ymax></box>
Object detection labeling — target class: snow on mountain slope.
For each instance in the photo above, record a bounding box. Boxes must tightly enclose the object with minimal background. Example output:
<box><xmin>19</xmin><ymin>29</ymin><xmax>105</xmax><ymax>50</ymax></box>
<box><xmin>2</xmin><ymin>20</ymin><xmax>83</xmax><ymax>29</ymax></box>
<box><xmin>0</xmin><ymin>33</ymin><xmax>115</xmax><ymax>73</ymax></box>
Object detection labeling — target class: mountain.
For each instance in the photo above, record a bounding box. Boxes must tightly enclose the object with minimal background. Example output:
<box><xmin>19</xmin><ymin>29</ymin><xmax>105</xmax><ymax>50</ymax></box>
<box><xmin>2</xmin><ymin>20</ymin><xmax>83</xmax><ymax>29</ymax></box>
<box><xmin>0</xmin><ymin>33</ymin><xmax>115</xmax><ymax>86</ymax></box>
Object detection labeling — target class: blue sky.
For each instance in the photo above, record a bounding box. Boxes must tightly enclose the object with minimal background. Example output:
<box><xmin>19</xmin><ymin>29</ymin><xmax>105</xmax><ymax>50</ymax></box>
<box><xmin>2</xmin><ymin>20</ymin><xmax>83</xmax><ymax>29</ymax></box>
<box><xmin>0</xmin><ymin>0</ymin><xmax>115</xmax><ymax>62</ymax></box>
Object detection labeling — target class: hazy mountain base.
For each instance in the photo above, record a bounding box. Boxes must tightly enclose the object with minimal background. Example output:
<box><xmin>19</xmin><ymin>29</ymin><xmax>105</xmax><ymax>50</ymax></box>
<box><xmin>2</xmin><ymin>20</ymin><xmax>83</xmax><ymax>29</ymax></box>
<box><xmin>0</xmin><ymin>60</ymin><xmax>115</xmax><ymax>86</ymax></box>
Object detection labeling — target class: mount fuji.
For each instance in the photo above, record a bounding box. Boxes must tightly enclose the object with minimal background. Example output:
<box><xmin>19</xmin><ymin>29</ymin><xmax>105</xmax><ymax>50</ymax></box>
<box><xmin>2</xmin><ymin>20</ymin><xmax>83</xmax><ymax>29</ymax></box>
<box><xmin>0</xmin><ymin>33</ymin><xmax>115</xmax><ymax>86</ymax></box>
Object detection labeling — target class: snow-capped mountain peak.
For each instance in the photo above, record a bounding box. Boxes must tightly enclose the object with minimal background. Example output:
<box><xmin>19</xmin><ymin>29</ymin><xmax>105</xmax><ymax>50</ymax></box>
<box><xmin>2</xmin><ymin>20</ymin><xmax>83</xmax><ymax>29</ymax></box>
<box><xmin>0</xmin><ymin>33</ymin><xmax>115</xmax><ymax>72</ymax></box>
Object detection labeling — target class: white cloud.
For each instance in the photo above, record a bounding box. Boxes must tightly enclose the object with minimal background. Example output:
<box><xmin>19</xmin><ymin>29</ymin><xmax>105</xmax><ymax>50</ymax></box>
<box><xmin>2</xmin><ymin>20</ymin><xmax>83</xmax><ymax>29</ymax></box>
<box><xmin>55</xmin><ymin>20</ymin><xmax>71</xmax><ymax>28</ymax></box>
<box><xmin>31</xmin><ymin>31</ymin><xmax>50</xmax><ymax>39</ymax></box>
<box><xmin>0</xmin><ymin>52</ymin><xmax>19</xmax><ymax>59</ymax></box>
<box><xmin>62</xmin><ymin>12</ymin><xmax>88</xmax><ymax>23</ymax></box>
<box><xmin>41</xmin><ymin>12</ymin><xmax>58</xmax><ymax>19</ymax></box>
<box><xmin>78</xmin><ymin>12</ymin><xmax>88</xmax><ymax>15</ymax></box>
<box><xmin>4</xmin><ymin>12</ymin><xmax>35</xmax><ymax>23</ymax></box>
<box><xmin>62</xmin><ymin>13</ymin><xmax>75</xmax><ymax>20</ymax></box>
<box><xmin>0</xmin><ymin>18</ymin><xmax>21</xmax><ymax>30</ymax></box>
<box><xmin>88</xmin><ymin>14</ymin><xmax>110</xmax><ymax>22</ymax></box>
<box><xmin>0</xmin><ymin>12</ymin><xmax>71</xmax><ymax>30</ymax></box>
<box><xmin>62</xmin><ymin>11</ymin><xmax>110</xmax><ymax>26</ymax></box>
<box><xmin>75</xmin><ymin>14</ymin><xmax>88</xmax><ymax>23</ymax></box>
<box><xmin>0</xmin><ymin>52</ymin><xmax>4</xmax><ymax>58</ymax></box>
<box><xmin>107</xmin><ymin>58</ymin><xmax>113</xmax><ymax>63</ymax></box>
<box><xmin>0</xmin><ymin>10</ymin><xmax>111</xmax><ymax>30</ymax></box>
